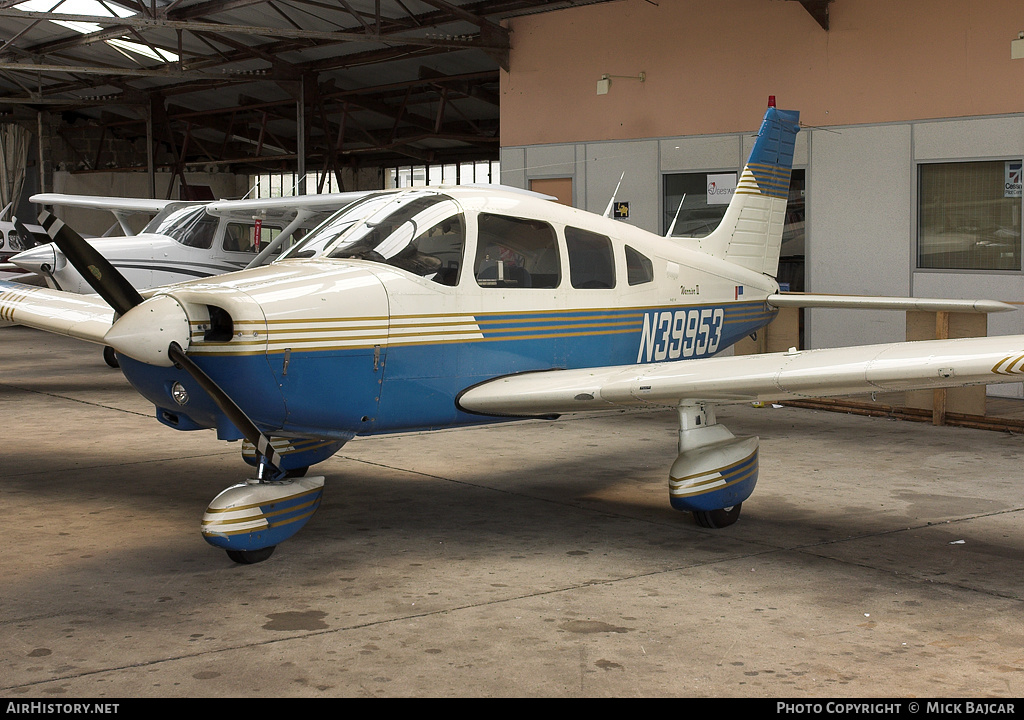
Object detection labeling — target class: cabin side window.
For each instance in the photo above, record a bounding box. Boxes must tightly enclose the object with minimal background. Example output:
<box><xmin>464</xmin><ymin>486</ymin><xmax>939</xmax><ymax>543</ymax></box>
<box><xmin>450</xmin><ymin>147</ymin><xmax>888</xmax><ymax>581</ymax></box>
<box><xmin>474</xmin><ymin>214</ymin><xmax>560</xmax><ymax>289</ymax></box>
<box><xmin>223</xmin><ymin>222</ymin><xmax>284</xmax><ymax>254</ymax></box>
<box><xmin>395</xmin><ymin>212</ymin><xmax>465</xmax><ymax>286</ymax></box>
<box><xmin>565</xmin><ymin>226</ymin><xmax>615</xmax><ymax>288</ymax></box>
<box><xmin>146</xmin><ymin>205</ymin><xmax>218</xmax><ymax>249</ymax></box>
<box><xmin>319</xmin><ymin>193</ymin><xmax>465</xmax><ymax>285</ymax></box>
<box><xmin>625</xmin><ymin>245</ymin><xmax>654</xmax><ymax>285</ymax></box>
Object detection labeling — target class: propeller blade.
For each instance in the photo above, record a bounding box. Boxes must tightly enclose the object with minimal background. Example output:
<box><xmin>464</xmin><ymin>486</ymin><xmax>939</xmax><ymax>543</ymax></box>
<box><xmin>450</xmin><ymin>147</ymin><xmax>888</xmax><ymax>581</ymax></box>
<box><xmin>166</xmin><ymin>342</ymin><xmax>281</xmax><ymax>474</ymax></box>
<box><xmin>37</xmin><ymin>210</ymin><xmax>144</xmax><ymax>316</ymax></box>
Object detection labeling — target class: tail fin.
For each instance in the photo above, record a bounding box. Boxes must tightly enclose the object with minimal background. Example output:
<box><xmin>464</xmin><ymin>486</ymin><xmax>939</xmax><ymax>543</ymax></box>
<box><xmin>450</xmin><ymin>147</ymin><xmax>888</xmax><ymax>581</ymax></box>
<box><xmin>692</xmin><ymin>104</ymin><xmax>800</xmax><ymax>278</ymax></box>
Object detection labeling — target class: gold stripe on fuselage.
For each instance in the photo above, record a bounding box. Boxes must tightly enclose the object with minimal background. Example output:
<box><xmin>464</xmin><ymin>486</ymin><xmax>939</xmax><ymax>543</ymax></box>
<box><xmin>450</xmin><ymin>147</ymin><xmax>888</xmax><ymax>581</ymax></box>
<box><xmin>185</xmin><ymin>302</ymin><xmax>771</xmax><ymax>356</ymax></box>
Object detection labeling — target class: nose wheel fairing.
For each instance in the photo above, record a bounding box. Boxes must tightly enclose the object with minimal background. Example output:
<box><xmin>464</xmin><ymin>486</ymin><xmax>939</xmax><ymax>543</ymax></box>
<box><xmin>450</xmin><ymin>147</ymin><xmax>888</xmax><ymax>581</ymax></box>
<box><xmin>201</xmin><ymin>476</ymin><xmax>325</xmax><ymax>554</ymax></box>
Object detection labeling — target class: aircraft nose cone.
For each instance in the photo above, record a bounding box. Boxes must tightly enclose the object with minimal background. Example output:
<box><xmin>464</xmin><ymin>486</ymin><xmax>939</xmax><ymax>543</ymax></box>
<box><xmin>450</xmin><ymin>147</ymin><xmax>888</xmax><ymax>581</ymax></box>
<box><xmin>103</xmin><ymin>294</ymin><xmax>191</xmax><ymax>367</ymax></box>
<box><xmin>10</xmin><ymin>243</ymin><xmax>63</xmax><ymax>274</ymax></box>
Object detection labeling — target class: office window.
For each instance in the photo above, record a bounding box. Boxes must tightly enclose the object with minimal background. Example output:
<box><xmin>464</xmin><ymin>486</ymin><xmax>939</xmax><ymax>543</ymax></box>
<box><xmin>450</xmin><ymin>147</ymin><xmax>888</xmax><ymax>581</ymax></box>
<box><xmin>918</xmin><ymin>160</ymin><xmax>1022</xmax><ymax>271</ymax></box>
<box><xmin>663</xmin><ymin>172</ymin><xmax>735</xmax><ymax>237</ymax></box>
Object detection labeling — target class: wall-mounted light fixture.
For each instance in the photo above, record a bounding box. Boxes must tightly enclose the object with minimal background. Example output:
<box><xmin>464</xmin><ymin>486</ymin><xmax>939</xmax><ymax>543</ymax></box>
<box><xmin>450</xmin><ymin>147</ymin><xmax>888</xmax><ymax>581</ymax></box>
<box><xmin>597</xmin><ymin>72</ymin><xmax>646</xmax><ymax>95</ymax></box>
<box><xmin>1012</xmin><ymin>32</ymin><xmax>1024</xmax><ymax>59</ymax></box>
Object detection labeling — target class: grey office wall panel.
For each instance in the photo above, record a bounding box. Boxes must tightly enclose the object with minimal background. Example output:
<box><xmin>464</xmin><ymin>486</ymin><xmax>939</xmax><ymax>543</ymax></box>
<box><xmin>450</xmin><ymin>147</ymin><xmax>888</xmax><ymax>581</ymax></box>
<box><xmin>914</xmin><ymin>116</ymin><xmax>1024</xmax><ymax>161</ymax></box>
<box><xmin>525</xmin><ymin>144</ymin><xmax>577</xmax><ymax>179</ymax></box>
<box><xmin>806</xmin><ymin>124</ymin><xmax>914</xmax><ymax>349</ymax></box>
<box><xmin>583</xmin><ymin>140</ymin><xmax>660</xmax><ymax>233</ymax></box>
<box><xmin>500</xmin><ymin>147</ymin><xmax>527</xmax><ymax>189</ymax></box>
<box><xmin>659</xmin><ymin>135</ymin><xmax>741</xmax><ymax>173</ymax></box>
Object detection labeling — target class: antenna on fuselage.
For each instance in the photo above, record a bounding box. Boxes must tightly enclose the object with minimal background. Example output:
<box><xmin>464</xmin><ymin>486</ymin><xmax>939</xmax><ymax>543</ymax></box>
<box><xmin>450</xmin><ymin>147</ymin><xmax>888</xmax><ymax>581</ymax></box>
<box><xmin>603</xmin><ymin>172</ymin><xmax>625</xmax><ymax>218</ymax></box>
<box><xmin>665</xmin><ymin>193</ymin><xmax>686</xmax><ymax>237</ymax></box>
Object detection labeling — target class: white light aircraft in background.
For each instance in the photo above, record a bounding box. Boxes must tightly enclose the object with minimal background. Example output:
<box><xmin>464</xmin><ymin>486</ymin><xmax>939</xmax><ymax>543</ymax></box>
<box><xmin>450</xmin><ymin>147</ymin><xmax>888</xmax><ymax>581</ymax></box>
<box><xmin>1</xmin><ymin>101</ymin><xmax>1022</xmax><ymax>565</ymax></box>
<box><xmin>4</xmin><ymin>191</ymin><xmax>371</xmax><ymax>291</ymax></box>
<box><xmin>0</xmin><ymin>201</ymin><xmax>47</xmax><ymax>264</ymax></box>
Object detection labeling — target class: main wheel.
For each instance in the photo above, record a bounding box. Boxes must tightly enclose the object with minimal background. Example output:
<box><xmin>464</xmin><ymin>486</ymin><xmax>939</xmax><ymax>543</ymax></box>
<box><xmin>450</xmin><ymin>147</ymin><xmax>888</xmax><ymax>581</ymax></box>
<box><xmin>102</xmin><ymin>346</ymin><xmax>119</xmax><ymax>368</ymax></box>
<box><xmin>226</xmin><ymin>546</ymin><xmax>276</xmax><ymax>564</ymax></box>
<box><xmin>692</xmin><ymin>503</ymin><xmax>742</xmax><ymax>529</ymax></box>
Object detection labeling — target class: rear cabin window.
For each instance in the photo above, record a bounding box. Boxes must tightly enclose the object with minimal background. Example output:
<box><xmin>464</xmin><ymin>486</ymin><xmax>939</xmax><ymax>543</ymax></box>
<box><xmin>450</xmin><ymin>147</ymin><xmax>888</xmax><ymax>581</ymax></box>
<box><xmin>565</xmin><ymin>226</ymin><xmax>615</xmax><ymax>288</ymax></box>
<box><xmin>625</xmin><ymin>245</ymin><xmax>654</xmax><ymax>285</ymax></box>
<box><xmin>475</xmin><ymin>214</ymin><xmax>560</xmax><ymax>289</ymax></box>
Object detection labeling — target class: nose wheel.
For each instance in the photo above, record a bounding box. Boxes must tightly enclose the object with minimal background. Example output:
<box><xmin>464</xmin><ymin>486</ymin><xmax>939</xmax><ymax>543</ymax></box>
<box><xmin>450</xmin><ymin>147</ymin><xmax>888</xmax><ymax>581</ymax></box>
<box><xmin>226</xmin><ymin>546</ymin><xmax>276</xmax><ymax>564</ymax></box>
<box><xmin>692</xmin><ymin>503</ymin><xmax>742</xmax><ymax>528</ymax></box>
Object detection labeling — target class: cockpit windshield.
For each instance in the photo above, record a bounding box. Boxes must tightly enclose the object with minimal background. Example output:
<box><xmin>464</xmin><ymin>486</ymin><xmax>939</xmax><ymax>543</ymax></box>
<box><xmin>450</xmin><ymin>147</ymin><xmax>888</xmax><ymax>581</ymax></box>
<box><xmin>142</xmin><ymin>205</ymin><xmax>219</xmax><ymax>249</ymax></box>
<box><xmin>279</xmin><ymin>190</ymin><xmax>466</xmax><ymax>286</ymax></box>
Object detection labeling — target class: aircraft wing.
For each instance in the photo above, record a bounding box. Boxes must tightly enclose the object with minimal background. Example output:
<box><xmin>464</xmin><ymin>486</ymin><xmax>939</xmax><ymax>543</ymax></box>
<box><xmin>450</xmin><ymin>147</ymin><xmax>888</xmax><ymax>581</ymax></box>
<box><xmin>205</xmin><ymin>192</ymin><xmax>372</xmax><ymax>224</ymax></box>
<box><xmin>457</xmin><ymin>335</ymin><xmax>1024</xmax><ymax>416</ymax></box>
<box><xmin>0</xmin><ymin>279</ymin><xmax>114</xmax><ymax>343</ymax></box>
<box><xmin>30</xmin><ymin>193</ymin><xmax>176</xmax><ymax>215</ymax></box>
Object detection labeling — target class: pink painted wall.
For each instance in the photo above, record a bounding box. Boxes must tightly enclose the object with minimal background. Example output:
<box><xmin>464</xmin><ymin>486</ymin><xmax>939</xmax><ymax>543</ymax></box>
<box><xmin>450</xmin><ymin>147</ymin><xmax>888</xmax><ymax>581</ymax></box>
<box><xmin>500</xmin><ymin>0</ymin><xmax>1024</xmax><ymax>146</ymax></box>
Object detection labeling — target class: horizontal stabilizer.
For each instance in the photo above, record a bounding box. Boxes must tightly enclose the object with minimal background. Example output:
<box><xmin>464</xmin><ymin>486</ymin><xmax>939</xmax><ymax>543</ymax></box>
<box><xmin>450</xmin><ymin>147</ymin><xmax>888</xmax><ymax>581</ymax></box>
<box><xmin>767</xmin><ymin>293</ymin><xmax>1016</xmax><ymax>314</ymax></box>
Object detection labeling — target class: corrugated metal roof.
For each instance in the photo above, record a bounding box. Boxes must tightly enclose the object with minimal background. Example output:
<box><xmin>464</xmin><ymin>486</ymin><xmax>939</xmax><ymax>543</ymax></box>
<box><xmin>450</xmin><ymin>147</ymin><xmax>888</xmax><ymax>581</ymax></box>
<box><xmin>0</xmin><ymin>0</ymin><xmax>618</xmax><ymax>174</ymax></box>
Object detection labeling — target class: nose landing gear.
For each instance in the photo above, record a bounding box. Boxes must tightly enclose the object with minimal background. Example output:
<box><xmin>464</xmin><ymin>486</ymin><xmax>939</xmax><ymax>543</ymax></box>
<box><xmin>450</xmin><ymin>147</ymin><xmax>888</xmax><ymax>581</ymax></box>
<box><xmin>201</xmin><ymin>475</ymin><xmax>325</xmax><ymax>563</ymax></box>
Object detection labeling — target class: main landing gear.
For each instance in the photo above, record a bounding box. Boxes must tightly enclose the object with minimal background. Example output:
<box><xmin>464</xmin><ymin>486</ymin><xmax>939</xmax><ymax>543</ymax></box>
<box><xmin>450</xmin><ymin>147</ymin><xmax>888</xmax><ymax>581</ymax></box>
<box><xmin>668</xmin><ymin>402</ymin><xmax>759</xmax><ymax>528</ymax></box>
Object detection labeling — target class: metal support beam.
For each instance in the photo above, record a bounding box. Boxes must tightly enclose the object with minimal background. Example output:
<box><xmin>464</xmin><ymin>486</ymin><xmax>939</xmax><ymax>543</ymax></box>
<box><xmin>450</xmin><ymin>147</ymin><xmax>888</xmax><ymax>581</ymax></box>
<box><xmin>296</xmin><ymin>77</ymin><xmax>306</xmax><ymax>195</ymax></box>
<box><xmin>145</xmin><ymin>103</ymin><xmax>155</xmax><ymax>198</ymax></box>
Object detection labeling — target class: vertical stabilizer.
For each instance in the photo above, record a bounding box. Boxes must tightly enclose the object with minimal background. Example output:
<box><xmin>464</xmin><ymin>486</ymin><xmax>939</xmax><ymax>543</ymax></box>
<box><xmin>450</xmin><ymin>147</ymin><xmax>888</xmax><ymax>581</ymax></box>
<box><xmin>691</xmin><ymin>105</ymin><xmax>800</xmax><ymax>278</ymax></box>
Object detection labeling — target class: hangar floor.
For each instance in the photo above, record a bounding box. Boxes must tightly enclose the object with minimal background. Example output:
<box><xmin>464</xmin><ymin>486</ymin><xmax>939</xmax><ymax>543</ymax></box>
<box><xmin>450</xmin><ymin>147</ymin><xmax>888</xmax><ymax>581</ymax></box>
<box><xmin>2</xmin><ymin>326</ymin><xmax>1023</xmax><ymax>698</ymax></box>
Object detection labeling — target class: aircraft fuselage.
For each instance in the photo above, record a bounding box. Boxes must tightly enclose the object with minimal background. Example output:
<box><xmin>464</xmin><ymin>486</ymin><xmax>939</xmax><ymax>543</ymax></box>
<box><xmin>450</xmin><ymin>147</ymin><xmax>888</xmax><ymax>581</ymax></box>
<box><xmin>115</xmin><ymin>188</ymin><xmax>779</xmax><ymax>461</ymax></box>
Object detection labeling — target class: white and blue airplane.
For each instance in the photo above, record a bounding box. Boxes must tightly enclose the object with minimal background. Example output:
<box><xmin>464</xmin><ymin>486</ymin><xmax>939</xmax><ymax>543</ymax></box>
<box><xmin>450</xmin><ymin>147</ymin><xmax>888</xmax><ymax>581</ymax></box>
<box><xmin>2</xmin><ymin>103</ymin><xmax>1023</xmax><ymax>564</ymax></box>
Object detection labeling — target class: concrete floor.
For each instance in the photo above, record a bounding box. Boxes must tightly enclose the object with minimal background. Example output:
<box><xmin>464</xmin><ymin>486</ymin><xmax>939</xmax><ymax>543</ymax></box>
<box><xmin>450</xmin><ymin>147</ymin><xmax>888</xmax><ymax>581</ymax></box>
<box><xmin>2</xmin><ymin>325</ymin><xmax>1024</xmax><ymax>698</ymax></box>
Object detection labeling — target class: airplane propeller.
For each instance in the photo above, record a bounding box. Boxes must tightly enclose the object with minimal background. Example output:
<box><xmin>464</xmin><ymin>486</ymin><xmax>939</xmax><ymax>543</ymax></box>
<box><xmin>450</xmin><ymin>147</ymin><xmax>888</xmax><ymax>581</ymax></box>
<box><xmin>37</xmin><ymin>211</ymin><xmax>283</xmax><ymax>477</ymax></box>
<box><xmin>38</xmin><ymin>212</ymin><xmax>143</xmax><ymax>316</ymax></box>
